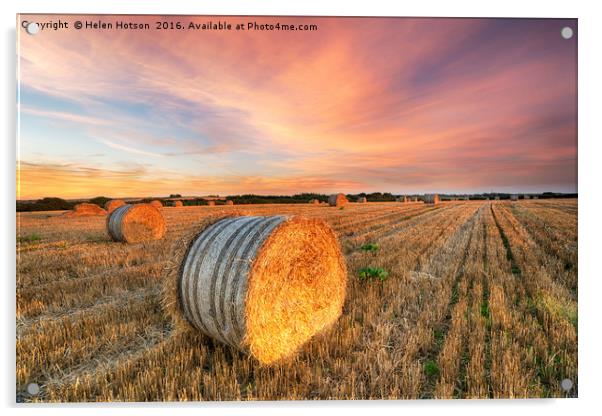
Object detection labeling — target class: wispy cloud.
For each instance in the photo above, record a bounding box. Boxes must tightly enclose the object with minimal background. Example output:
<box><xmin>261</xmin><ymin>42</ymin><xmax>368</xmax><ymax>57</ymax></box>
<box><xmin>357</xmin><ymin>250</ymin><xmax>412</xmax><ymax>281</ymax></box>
<box><xmin>20</xmin><ymin>105</ymin><xmax>108</xmax><ymax>126</ymax></box>
<box><xmin>96</xmin><ymin>138</ymin><xmax>164</xmax><ymax>158</ymax></box>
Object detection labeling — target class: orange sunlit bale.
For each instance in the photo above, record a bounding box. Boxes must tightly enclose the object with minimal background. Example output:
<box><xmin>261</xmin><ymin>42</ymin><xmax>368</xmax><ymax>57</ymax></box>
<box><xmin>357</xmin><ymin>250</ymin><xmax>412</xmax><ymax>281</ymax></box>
<box><xmin>150</xmin><ymin>200</ymin><xmax>163</xmax><ymax>208</ymax></box>
<box><xmin>424</xmin><ymin>194</ymin><xmax>440</xmax><ymax>204</ymax></box>
<box><xmin>63</xmin><ymin>202</ymin><xmax>107</xmax><ymax>217</ymax></box>
<box><xmin>104</xmin><ymin>199</ymin><xmax>126</xmax><ymax>214</ymax></box>
<box><xmin>328</xmin><ymin>193</ymin><xmax>348</xmax><ymax>207</ymax></box>
<box><xmin>164</xmin><ymin>215</ymin><xmax>347</xmax><ymax>365</ymax></box>
<box><xmin>107</xmin><ymin>203</ymin><xmax>166</xmax><ymax>243</ymax></box>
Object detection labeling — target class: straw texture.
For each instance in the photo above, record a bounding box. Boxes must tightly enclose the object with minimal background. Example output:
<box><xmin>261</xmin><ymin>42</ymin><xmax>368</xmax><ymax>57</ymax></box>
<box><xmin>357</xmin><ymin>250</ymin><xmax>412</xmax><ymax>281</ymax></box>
<box><xmin>172</xmin><ymin>215</ymin><xmax>347</xmax><ymax>364</ymax></box>
<box><xmin>107</xmin><ymin>203</ymin><xmax>166</xmax><ymax>243</ymax></box>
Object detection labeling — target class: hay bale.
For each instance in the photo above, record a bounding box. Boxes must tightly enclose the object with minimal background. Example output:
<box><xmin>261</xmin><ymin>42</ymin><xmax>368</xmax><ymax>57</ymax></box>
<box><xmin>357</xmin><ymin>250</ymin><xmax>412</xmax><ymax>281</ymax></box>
<box><xmin>174</xmin><ymin>200</ymin><xmax>184</xmax><ymax>207</ymax></box>
<box><xmin>166</xmin><ymin>215</ymin><xmax>347</xmax><ymax>364</ymax></box>
<box><xmin>357</xmin><ymin>197</ymin><xmax>367</xmax><ymax>203</ymax></box>
<box><xmin>150</xmin><ymin>200</ymin><xmax>163</xmax><ymax>208</ymax></box>
<box><xmin>226</xmin><ymin>200</ymin><xmax>234</xmax><ymax>206</ymax></box>
<box><xmin>107</xmin><ymin>203</ymin><xmax>166</xmax><ymax>243</ymax></box>
<box><xmin>207</xmin><ymin>200</ymin><xmax>216</xmax><ymax>206</ymax></box>
<box><xmin>328</xmin><ymin>193</ymin><xmax>348</xmax><ymax>207</ymax></box>
<box><xmin>309</xmin><ymin>199</ymin><xmax>320</xmax><ymax>205</ymax></box>
<box><xmin>104</xmin><ymin>199</ymin><xmax>126</xmax><ymax>214</ymax></box>
<box><xmin>63</xmin><ymin>203</ymin><xmax>107</xmax><ymax>217</ymax></box>
<box><xmin>424</xmin><ymin>194</ymin><xmax>440</xmax><ymax>204</ymax></box>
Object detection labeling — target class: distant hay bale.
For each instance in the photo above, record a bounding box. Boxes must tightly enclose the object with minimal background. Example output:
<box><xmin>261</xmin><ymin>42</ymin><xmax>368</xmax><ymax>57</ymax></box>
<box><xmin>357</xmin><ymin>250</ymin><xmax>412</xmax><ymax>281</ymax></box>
<box><xmin>207</xmin><ymin>200</ymin><xmax>216</xmax><ymax>206</ymax></box>
<box><xmin>328</xmin><ymin>193</ymin><xmax>348</xmax><ymax>207</ymax></box>
<box><xmin>164</xmin><ymin>215</ymin><xmax>347</xmax><ymax>365</ymax></box>
<box><xmin>104</xmin><ymin>199</ymin><xmax>126</xmax><ymax>214</ymax></box>
<box><xmin>226</xmin><ymin>200</ymin><xmax>234</xmax><ymax>206</ymax></box>
<box><xmin>63</xmin><ymin>203</ymin><xmax>107</xmax><ymax>217</ymax></box>
<box><xmin>174</xmin><ymin>200</ymin><xmax>184</xmax><ymax>207</ymax></box>
<box><xmin>357</xmin><ymin>197</ymin><xmax>367</xmax><ymax>203</ymax></box>
<box><xmin>150</xmin><ymin>200</ymin><xmax>163</xmax><ymax>208</ymax></box>
<box><xmin>309</xmin><ymin>199</ymin><xmax>320</xmax><ymax>205</ymax></box>
<box><xmin>424</xmin><ymin>194</ymin><xmax>440</xmax><ymax>204</ymax></box>
<box><xmin>107</xmin><ymin>203</ymin><xmax>166</xmax><ymax>243</ymax></box>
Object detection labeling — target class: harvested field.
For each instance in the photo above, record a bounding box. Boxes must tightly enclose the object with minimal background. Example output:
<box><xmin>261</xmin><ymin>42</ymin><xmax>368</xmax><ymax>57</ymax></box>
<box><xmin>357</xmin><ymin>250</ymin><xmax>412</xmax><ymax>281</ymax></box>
<box><xmin>16</xmin><ymin>199</ymin><xmax>578</xmax><ymax>402</ymax></box>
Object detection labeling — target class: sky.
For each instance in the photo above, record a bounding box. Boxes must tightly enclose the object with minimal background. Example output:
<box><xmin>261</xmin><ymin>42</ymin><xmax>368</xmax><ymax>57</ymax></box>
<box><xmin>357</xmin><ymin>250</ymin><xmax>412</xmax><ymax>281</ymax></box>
<box><xmin>17</xmin><ymin>16</ymin><xmax>577</xmax><ymax>199</ymax></box>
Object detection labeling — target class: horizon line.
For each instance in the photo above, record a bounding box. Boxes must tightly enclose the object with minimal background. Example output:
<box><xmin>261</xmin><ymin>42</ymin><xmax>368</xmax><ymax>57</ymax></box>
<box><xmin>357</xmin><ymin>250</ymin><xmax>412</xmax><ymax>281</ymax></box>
<box><xmin>16</xmin><ymin>190</ymin><xmax>579</xmax><ymax>202</ymax></box>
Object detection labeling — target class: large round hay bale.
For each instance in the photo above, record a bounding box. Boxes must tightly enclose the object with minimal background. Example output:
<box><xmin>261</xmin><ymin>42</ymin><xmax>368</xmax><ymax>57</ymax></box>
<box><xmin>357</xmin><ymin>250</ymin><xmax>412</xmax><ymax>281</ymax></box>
<box><xmin>63</xmin><ymin>203</ymin><xmax>107</xmax><ymax>217</ymax></box>
<box><xmin>424</xmin><ymin>194</ymin><xmax>440</xmax><ymax>204</ymax></box>
<box><xmin>226</xmin><ymin>200</ymin><xmax>234</xmax><ymax>206</ymax></box>
<box><xmin>107</xmin><ymin>203</ymin><xmax>166</xmax><ymax>243</ymax></box>
<box><xmin>207</xmin><ymin>200</ymin><xmax>216</xmax><ymax>206</ymax></box>
<box><xmin>174</xmin><ymin>200</ymin><xmax>184</xmax><ymax>207</ymax></box>
<box><xmin>150</xmin><ymin>200</ymin><xmax>163</xmax><ymax>208</ymax></box>
<box><xmin>328</xmin><ymin>193</ymin><xmax>348</xmax><ymax>207</ymax></box>
<box><xmin>104</xmin><ymin>199</ymin><xmax>126</xmax><ymax>214</ymax></box>
<box><xmin>357</xmin><ymin>197</ymin><xmax>367</xmax><ymax>203</ymax></box>
<box><xmin>166</xmin><ymin>215</ymin><xmax>347</xmax><ymax>364</ymax></box>
<box><xmin>309</xmin><ymin>199</ymin><xmax>320</xmax><ymax>205</ymax></box>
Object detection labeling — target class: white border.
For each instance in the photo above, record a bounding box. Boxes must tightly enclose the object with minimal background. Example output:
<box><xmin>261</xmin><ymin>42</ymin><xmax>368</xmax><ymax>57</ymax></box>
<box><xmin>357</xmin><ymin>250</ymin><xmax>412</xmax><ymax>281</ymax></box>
<box><xmin>3</xmin><ymin>1</ymin><xmax>601</xmax><ymax>415</ymax></box>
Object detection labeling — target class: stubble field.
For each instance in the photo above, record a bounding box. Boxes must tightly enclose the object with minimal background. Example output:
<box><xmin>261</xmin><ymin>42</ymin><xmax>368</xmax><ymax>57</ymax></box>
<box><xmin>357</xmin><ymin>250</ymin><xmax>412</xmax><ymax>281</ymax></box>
<box><xmin>16</xmin><ymin>199</ymin><xmax>578</xmax><ymax>401</ymax></box>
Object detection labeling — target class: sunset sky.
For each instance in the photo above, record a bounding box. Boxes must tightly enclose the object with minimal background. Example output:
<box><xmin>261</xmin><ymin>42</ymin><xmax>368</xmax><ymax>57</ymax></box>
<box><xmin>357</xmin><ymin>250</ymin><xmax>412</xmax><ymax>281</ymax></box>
<box><xmin>17</xmin><ymin>16</ymin><xmax>577</xmax><ymax>199</ymax></box>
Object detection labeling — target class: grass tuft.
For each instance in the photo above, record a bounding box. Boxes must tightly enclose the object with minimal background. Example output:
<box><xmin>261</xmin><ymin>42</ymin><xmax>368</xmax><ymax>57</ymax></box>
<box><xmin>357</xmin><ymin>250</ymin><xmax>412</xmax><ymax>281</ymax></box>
<box><xmin>18</xmin><ymin>233</ymin><xmax>41</xmax><ymax>244</ymax></box>
<box><xmin>424</xmin><ymin>360</ymin><xmax>440</xmax><ymax>377</ymax></box>
<box><xmin>358</xmin><ymin>267</ymin><xmax>389</xmax><ymax>282</ymax></box>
